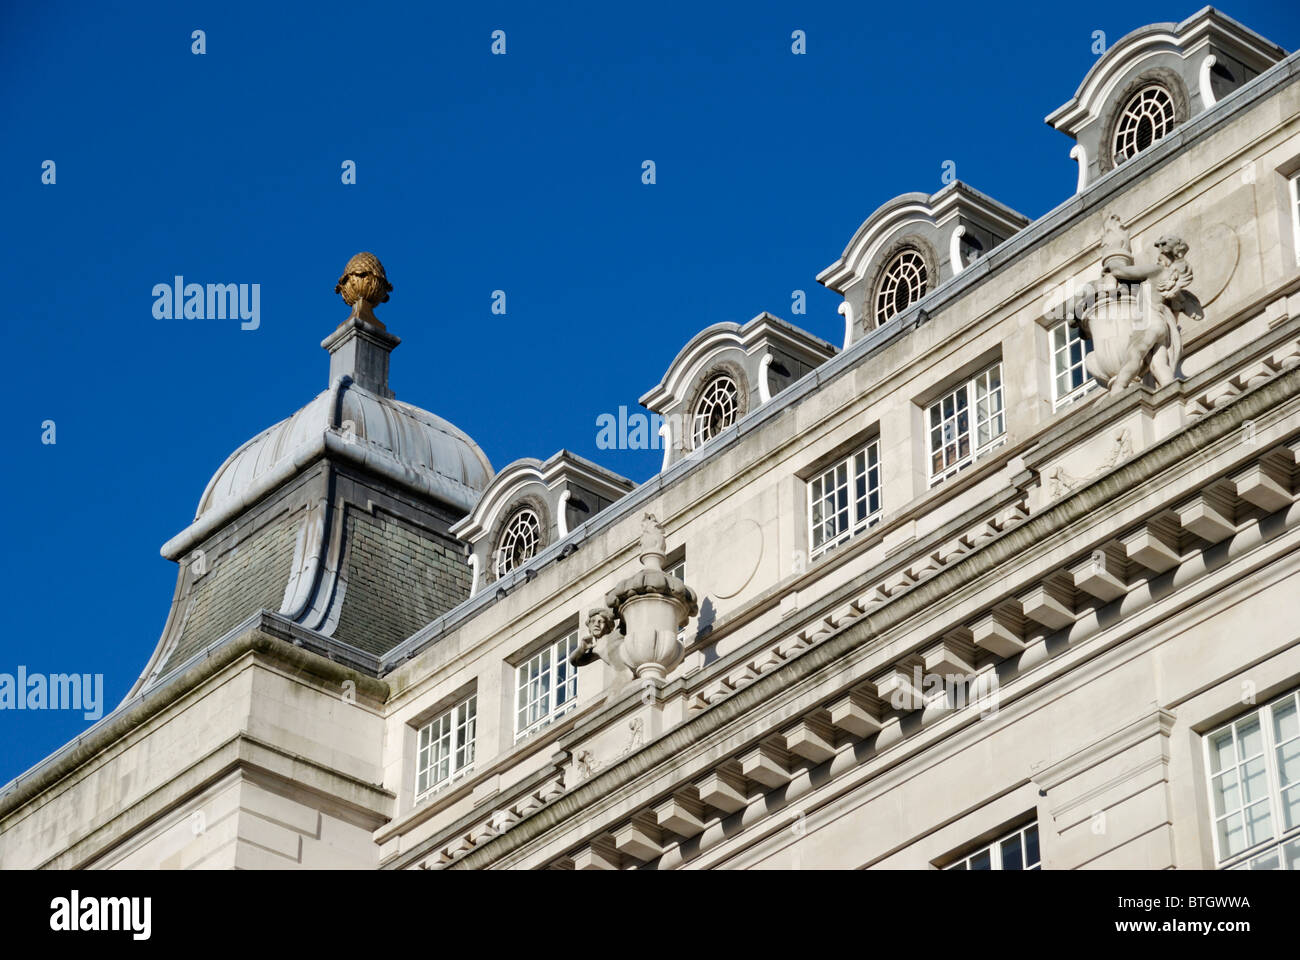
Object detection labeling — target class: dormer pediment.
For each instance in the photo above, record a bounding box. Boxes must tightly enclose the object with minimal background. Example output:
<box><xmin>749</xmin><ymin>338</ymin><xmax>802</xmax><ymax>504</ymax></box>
<box><xmin>1046</xmin><ymin>7</ymin><xmax>1286</xmax><ymax>188</ymax></box>
<box><xmin>639</xmin><ymin>312</ymin><xmax>836</xmax><ymax>469</ymax></box>
<box><xmin>817</xmin><ymin>182</ymin><xmax>1028</xmax><ymax>346</ymax></box>
<box><xmin>451</xmin><ymin>451</ymin><xmax>635</xmax><ymax>589</ymax></box>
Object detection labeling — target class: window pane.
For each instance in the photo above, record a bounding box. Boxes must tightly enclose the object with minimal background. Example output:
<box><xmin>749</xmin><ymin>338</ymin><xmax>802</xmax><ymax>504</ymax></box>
<box><xmin>1211</xmin><ymin>770</ymin><xmax>1239</xmax><ymax>818</ymax></box>
<box><xmin>969</xmin><ymin>849</ymin><xmax>992</xmax><ymax>870</ymax></box>
<box><xmin>1279</xmin><ymin>784</ymin><xmax>1300</xmax><ymax>833</ymax></box>
<box><xmin>1000</xmin><ymin>835</ymin><xmax>1023</xmax><ymax>870</ymax></box>
<box><xmin>1243</xmin><ymin>799</ymin><xmax>1273</xmax><ymax>846</ymax></box>
<box><xmin>1277</xmin><ymin>697</ymin><xmax>1300</xmax><ymax>743</ymax></box>
<box><xmin>1283</xmin><ymin>835</ymin><xmax>1300</xmax><ymax>870</ymax></box>
<box><xmin>1024</xmin><ymin>825</ymin><xmax>1040</xmax><ymax>867</ymax></box>
<box><xmin>1241</xmin><ymin>756</ymin><xmax>1269</xmax><ymax>804</ymax></box>
<box><xmin>1248</xmin><ymin>849</ymin><xmax>1281</xmax><ymax>870</ymax></box>
<box><xmin>1218</xmin><ymin>812</ymin><xmax>1245</xmax><ymax>857</ymax></box>
<box><xmin>1208</xmin><ymin>729</ymin><xmax>1234</xmax><ymax>774</ymax></box>
<box><xmin>1275</xmin><ymin>701</ymin><xmax>1299</xmax><ymax>789</ymax></box>
<box><xmin>1237</xmin><ymin>716</ymin><xmax>1263</xmax><ymax>760</ymax></box>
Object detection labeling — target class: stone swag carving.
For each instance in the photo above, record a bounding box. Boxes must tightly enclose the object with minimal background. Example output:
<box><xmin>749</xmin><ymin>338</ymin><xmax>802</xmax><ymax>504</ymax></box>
<box><xmin>570</xmin><ymin>514</ymin><xmax>699</xmax><ymax>690</ymax></box>
<box><xmin>1070</xmin><ymin>214</ymin><xmax>1204</xmax><ymax>394</ymax></box>
<box><xmin>1047</xmin><ymin>427</ymin><xmax>1134</xmax><ymax>498</ymax></box>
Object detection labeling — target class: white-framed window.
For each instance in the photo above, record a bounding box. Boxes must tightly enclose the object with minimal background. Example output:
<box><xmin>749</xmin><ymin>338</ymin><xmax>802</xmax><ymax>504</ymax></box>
<box><xmin>808</xmin><ymin>440</ymin><xmax>882</xmax><ymax>560</ymax></box>
<box><xmin>1051</xmin><ymin>320</ymin><xmax>1097</xmax><ymax>409</ymax></box>
<box><xmin>1113</xmin><ymin>83</ymin><xmax>1176</xmax><ymax>165</ymax></box>
<box><xmin>496</xmin><ymin>507</ymin><xmax>542</xmax><ymax>578</ymax></box>
<box><xmin>691</xmin><ymin>374</ymin><xmax>740</xmax><ymax>448</ymax></box>
<box><xmin>1289</xmin><ymin>173</ymin><xmax>1300</xmax><ymax>268</ymax></box>
<box><xmin>1204</xmin><ymin>687</ymin><xmax>1300</xmax><ymax>870</ymax></box>
<box><xmin>874</xmin><ymin>248</ymin><xmax>928</xmax><ymax>327</ymax></box>
<box><xmin>669</xmin><ymin>557</ymin><xmax>688</xmax><ymax>641</ymax></box>
<box><xmin>927</xmin><ymin>362</ymin><xmax>1005</xmax><ymax>486</ymax></box>
<box><xmin>515</xmin><ymin>630</ymin><xmax>581</xmax><ymax>741</ymax></box>
<box><xmin>945</xmin><ymin>822</ymin><xmax>1041</xmax><ymax>870</ymax></box>
<box><xmin>415</xmin><ymin>693</ymin><xmax>477</xmax><ymax>799</ymax></box>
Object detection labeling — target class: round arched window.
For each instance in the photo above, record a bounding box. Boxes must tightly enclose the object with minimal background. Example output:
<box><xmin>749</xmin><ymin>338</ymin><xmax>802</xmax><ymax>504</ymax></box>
<box><xmin>495</xmin><ymin>508</ymin><xmax>542</xmax><ymax>578</ymax></box>
<box><xmin>690</xmin><ymin>374</ymin><xmax>740</xmax><ymax>448</ymax></box>
<box><xmin>1112</xmin><ymin>84</ymin><xmax>1176</xmax><ymax>165</ymax></box>
<box><xmin>873</xmin><ymin>248</ymin><xmax>928</xmax><ymax>327</ymax></box>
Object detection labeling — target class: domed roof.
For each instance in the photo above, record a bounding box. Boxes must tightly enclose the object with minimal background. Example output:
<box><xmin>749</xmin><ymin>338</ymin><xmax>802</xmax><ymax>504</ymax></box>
<box><xmin>195</xmin><ymin>381</ymin><xmax>493</xmax><ymax>524</ymax></box>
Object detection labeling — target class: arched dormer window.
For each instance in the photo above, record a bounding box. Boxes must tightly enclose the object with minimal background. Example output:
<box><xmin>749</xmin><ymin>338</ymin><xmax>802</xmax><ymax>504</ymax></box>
<box><xmin>873</xmin><ymin>247</ymin><xmax>929</xmax><ymax>327</ymax></box>
<box><xmin>1112</xmin><ymin>83</ymin><xmax>1177</xmax><ymax>165</ymax></box>
<box><xmin>690</xmin><ymin>373</ymin><xmax>740</xmax><ymax>448</ymax></box>
<box><xmin>495</xmin><ymin>507</ymin><xmax>542</xmax><ymax>578</ymax></box>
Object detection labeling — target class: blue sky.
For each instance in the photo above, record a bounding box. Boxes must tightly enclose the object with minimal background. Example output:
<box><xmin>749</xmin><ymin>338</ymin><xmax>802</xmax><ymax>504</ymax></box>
<box><xmin>1</xmin><ymin>0</ymin><xmax>1295</xmax><ymax>787</ymax></box>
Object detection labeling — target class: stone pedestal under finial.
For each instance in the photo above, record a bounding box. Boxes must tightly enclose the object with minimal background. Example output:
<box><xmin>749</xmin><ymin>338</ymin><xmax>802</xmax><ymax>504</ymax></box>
<box><xmin>325</xmin><ymin>252</ymin><xmax>400</xmax><ymax>397</ymax></box>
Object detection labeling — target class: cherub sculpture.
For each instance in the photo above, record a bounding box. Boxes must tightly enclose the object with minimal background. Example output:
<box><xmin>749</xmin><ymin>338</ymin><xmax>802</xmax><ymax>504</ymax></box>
<box><xmin>1101</xmin><ymin>234</ymin><xmax>1202</xmax><ymax>391</ymax></box>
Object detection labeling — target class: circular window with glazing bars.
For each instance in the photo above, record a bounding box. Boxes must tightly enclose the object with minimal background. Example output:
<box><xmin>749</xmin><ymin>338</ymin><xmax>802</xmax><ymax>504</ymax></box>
<box><xmin>691</xmin><ymin>374</ymin><xmax>740</xmax><ymax>448</ymax></box>
<box><xmin>1112</xmin><ymin>84</ymin><xmax>1176</xmax><ymax>165</ymax></box>
<box><xmin>873</xmin><ymin>249</ymin><xmax>928</xmax><ymax>327</ymax></box>
<box><xmin>495</xmin><ymin>508</ymin><xmax>542</xmax><ymax>578</ymax></box>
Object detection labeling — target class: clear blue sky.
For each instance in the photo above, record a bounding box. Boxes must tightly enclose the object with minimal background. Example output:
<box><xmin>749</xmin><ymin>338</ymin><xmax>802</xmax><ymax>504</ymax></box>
<box><xmin>1</xmin><ymin>0</ymin><xmax>1295</xmax><ymax>787</ymax></box>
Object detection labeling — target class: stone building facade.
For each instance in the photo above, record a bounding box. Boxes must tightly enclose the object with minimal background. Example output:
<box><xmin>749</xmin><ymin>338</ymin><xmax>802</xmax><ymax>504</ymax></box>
<box><xmin>2</xmin><ymin>6</ymin><xmax>1300</xmax><ymax>870</ymax></box>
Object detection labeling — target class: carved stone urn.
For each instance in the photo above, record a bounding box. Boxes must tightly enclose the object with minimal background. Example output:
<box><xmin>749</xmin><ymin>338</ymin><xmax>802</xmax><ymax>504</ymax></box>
<box><xmin>602</xmin><ymin>514</ymin><xmax>698</xmax><ymax>681</ymax></box>
<box><xmin>1083</xmin><ymin>268</ymin><xmax>1143</xmax><ymax>389</ymax></box>
<box><xmin>1077</xmin><ymin>214</ymin><xmax>1145</xmax><ymax>391</ymax></box>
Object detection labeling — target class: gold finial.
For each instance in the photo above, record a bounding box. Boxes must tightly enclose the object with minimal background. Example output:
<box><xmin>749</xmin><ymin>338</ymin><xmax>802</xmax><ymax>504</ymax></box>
<box><xmin>335</xmin><ymin>252</ymin><xmax>393</xmax><ymax>327</ymax></box>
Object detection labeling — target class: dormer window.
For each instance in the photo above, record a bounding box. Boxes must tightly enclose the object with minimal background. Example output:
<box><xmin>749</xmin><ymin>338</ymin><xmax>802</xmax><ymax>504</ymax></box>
<box><xmin>874</xmin><ymin>248</ymin><xmax>928</xmax><ymax>327</ymax></box>
<box><xmin>1112</xmin><ymin>84</ymin><xmax>1177</xmax><ymax>165</ymax></box>
<box><xmin>495</xmin><ymin>507</ymin><xmax>542</xmax><ymax>577</ymax></box>
<box><xmin>691</xmin><ymin>374</ymin><xmax>740</xmax><ymax>448</ymax></box>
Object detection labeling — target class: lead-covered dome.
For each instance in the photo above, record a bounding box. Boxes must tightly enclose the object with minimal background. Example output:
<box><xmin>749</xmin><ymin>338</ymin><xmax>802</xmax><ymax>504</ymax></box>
<box><xmin>195</xmin><ymin>383</ymin><xmax>493</xmax><ymax>525</ymax></box>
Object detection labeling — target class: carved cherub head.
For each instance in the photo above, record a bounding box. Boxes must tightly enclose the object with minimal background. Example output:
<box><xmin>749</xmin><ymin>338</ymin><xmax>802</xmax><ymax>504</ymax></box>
<box><xmin>586</xmin><ymin>606</ymin><xmax>617</xmax><ymax>639</ymax></box>
<box><xmin>1152</xmin><ymin>236</ymin><xmax>1189</xmax><ymax>264</ymax></box>
<box><xmin>335</xmin><ymin>252</ymin><xmax>393</xmax><ymax>308</ymax></box>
